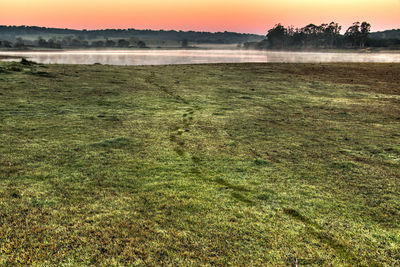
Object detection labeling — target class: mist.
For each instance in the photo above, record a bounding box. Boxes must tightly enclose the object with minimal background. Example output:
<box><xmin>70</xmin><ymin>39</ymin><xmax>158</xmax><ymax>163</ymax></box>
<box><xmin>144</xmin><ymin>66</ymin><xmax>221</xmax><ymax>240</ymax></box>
<box><xmin>1</xmin><ymin>50</ymin><xmax>400</xmax><ymax>65</ymax></box>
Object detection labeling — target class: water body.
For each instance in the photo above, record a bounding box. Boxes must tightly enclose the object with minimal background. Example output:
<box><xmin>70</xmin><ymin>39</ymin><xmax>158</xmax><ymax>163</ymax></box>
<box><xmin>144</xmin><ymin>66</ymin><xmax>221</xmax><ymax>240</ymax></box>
<box><xmin>1</xmin><ymin>50</ymin><xmax>400</xmax><ymax>65</ymax></box>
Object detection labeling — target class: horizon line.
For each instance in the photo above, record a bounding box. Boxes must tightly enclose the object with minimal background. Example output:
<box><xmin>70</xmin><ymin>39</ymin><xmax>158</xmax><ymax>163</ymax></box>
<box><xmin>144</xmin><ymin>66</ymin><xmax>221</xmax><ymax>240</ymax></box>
<box><xmin>1</xmin><ymin>24</ymin><xmax>399</xmax><ymax>35</ymax></box>
<box><xmin>0</xmin><ymin>24</ymin><xmax>265</xmax><ymax>35</ymax></box>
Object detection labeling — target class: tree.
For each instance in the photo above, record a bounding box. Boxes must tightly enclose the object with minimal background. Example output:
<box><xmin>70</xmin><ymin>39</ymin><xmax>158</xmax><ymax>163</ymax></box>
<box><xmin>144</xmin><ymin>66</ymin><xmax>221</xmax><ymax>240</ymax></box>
<box><xmin>91</xmin><ymin>40</ymin><xmax>105</xmax><ymax>47</ymax></box>
<box><xmin>37</xmin><ymin>37</ymin><xmax>47</xmax><ymax>47</ymax></box>
<box><xmin>345</xmin><ymin>22</ymin><xmax>361</xmax><ymax>47</ymax></box>
<box><xmin>71</xmin><ymin>38</ymin><xmax>83</xmax><ymax>47</ymax></box>
<box><xmin>13</xmin><ymin>37</ymin><xmax>25</xmax><ymax>49</ymax></box>
<box><xmin>62</xmin><ymin>36</ymin><xmax>73</xmax><ymax>47</ymax></box>
<box><xmin>105</xmin><ymin>39</ymin><xmax>116</xmax><ymax>47</ymax></box>
<box><xmin>324</xmin><ymin>22</ymin><xmax>342</xmax><ymax>48</ymax></box>
<box><xmin>48</xmin><ymin>38</ymin><xmax>62</xmax><ymax>49</ymax></box>
<box><xmin>117</xmin><ymin>39</ymin><xmax>130</xmax><ymax>47</ymax></box>
<box><xmin>266</xmin><ymin>24</ymin><xmax>287</xmax><ymax>49</ymax></box>
<box><xmin>1</xmin><ymin>40</ymin><xmax>12</xmax><ymax>48</ymax></box>
<box><xmin>301</xmin><ymin>24</ymin><xmax>317</xmax><ymax>47</ymax></box>
<box><xmin>360</xmin><ymin>22</ymin><xmax>371</xmax><ymax>48</ymax></box>
<box><xmin>181</xmin><ymin>39</ymin><xmax>189</xmax><ymax>48</ymax></box>
<box><xmin>129</xmin><ymin>37</ymin><xmax>140</xmax><ymax>45</ymax></box>
<box><xmin>137</xmin><ymin>40</ymin><xmax>147</xmax><ymax>48</ymax></box>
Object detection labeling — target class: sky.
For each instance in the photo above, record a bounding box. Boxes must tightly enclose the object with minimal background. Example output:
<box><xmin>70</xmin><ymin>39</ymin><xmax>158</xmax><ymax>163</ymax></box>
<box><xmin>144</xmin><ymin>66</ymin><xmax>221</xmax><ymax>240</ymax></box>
<box><xmin>0</xmin><ymin>0</ymin><xmax>399</xmax><ymax>34</ymax></box>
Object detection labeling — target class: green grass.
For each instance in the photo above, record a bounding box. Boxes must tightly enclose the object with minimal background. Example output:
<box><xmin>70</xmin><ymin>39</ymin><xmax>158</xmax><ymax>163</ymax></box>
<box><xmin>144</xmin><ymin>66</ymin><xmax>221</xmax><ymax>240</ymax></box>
<box><xmin>0</xmin><ymin>61</ymin><xmax>399</xmax><ymax>265</ymax></box>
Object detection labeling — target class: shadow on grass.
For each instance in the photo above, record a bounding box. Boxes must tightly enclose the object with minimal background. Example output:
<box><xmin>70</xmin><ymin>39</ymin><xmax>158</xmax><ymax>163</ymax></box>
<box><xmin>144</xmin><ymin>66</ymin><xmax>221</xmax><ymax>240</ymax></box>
<box><xmin>283</xmin><ymin>208</ymin><xmax>360</xmax><ymax>264</ymax></box>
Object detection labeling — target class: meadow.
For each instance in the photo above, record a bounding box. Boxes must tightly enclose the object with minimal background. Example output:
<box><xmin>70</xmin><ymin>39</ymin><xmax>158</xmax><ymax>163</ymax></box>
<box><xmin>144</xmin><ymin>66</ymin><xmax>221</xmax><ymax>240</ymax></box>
<box><xmin>0</xmin><ymin>60</ymin><xmax>399</xmax><ymax>265</ymax></box>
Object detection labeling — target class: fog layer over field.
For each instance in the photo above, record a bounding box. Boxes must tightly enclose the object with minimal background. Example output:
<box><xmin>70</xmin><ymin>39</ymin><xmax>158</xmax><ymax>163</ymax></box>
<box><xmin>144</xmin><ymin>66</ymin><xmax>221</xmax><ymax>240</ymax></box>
<box><xmin>1</xmin><ymin>50</ymin><xmax>400</xmax><ymax>65</ymax></box>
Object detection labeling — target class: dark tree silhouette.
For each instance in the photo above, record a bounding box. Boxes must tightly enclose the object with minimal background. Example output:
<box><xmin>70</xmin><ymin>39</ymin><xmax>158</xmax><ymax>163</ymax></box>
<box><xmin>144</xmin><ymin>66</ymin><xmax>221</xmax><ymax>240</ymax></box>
<box><xmin>345</xmin><ymin>22</ymin><xmax>361</xmax><ymax>47</ymax></box>
<box><xmin>91</xmin><ymin>40</ymin><xmax>105</xmax><ymax>47</ymax></box>
<box><xmin>0</xmin><ymin>26</ymin><xmax>263</xmax><ymax>45</ymax></box>
<box><xmin>105</xmin><ymin>39</ymin><xmax>116</xmax><ymax>47</ymax></box>
<box><xmin>262</xmin><ymin>22</ymin><xmax>344</xmax><ymax>49</ymax></box>
<box><xmin>1</xmin><ymin>40</ymin><xmax>12</xmax><ymax>48</ymax></box>
<box><xmin>324</xmin><ymin>22</ymin><xmax>342</xmax><ymax>48</ymax></box>
<box><xmin>117</xmin><ymin>39</ymin><xmax>130</xmax><ymax>47</ymax></box>
<box><xmin>360</xmin><ymin>22</ymin><xmax>371</xmax><ymax>47</ymax></box>
<box><xmin>37</xmin><ymin>37</ymin><xmax>47</xmax><ymax>47</ymax></box>
<box><xmin>13</xmin><ymin>37</ymin><xmax>25</xmax><ymax>49</ymax></box>
<box><xmin>266</xmin><ymin>24</ymin><xmax>287</xmax><ymax>48</ymax></box>
<box><xmin>181</xmin><ymin>39</ymin><xmax>189</xmax><ymax>48</ymax></box>
<box><xmin>137</xmin><ymin>40</ymin><xmax>147</xmax><ymax>48</ymax></box>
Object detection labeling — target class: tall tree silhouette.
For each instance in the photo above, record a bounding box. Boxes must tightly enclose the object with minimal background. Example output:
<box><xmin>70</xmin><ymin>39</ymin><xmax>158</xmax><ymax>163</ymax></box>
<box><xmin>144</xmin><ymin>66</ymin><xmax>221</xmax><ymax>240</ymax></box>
<box><xmin>345</xmin><ymin>22</ymin><xmax>361</xmax><ymax>47</ymax></box>
<box><xmin>266</xmin><ymin>24</ymin><xmax>287</xmax><ymax>49</ymax></box>
<box><xmin>360</xmin><ymin>22</ymin><xmax>371</xmax><ymax>47</ymax></box>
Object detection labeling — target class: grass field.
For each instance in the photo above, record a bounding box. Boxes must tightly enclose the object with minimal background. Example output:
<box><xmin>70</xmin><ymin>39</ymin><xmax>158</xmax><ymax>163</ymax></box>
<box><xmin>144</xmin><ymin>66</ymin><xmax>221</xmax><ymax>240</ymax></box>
<box><xmin>0</xmin><ymin>61</ymin><xmax>399</xmax><ymax>265</ymax></box>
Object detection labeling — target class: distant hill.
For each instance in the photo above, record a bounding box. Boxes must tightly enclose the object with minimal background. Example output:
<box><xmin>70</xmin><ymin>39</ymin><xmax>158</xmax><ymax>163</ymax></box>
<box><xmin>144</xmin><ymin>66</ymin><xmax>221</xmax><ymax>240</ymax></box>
<box><xmin>0</xmin><ymin>25</ymin><xmax>264</xmax><ymax>44</ymax></box>
<box><xmin>370</xmin><ymin>29</ymin><xmax>400</xmax><ymax>39</ymax></box>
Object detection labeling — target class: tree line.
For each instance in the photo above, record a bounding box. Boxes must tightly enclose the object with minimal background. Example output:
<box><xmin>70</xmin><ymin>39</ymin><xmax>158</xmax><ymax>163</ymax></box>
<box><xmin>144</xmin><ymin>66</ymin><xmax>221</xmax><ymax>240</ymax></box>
<box><xmin>1</xmin><ymin>24</ymin><xmax>399</xmax><ymax>50</ymax></box>
<box><xmin>257</xmin><ymin>22</ymin><xmax>400</xmax><ymax>49</ymax></box>
<box><xmin>0</xmin><ymin>36</ymin><xmax>148</xmax><ymax>49</ymax></box>
<box><xmin>0</xmin><ymin>36</ymin><xmax>193</xmax><ymax>49</ymax></box>
<box><xmin>0</xmin><ymin>26</ymin><xmax>263</xmax><ymax>44</ymax></box>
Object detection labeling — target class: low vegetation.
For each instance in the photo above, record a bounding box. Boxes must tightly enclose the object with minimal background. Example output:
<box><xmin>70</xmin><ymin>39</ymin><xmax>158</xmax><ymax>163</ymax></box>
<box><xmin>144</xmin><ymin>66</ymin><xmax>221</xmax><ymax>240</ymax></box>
<box><xmin>0</xmin><ymin>61</ymin><xmax>399</xmax><ymax>265</ymax></box>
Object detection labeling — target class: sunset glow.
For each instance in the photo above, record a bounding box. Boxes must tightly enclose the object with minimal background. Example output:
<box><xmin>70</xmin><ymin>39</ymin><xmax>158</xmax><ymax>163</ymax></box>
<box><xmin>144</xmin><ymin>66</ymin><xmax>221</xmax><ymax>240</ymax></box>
<box><xmin>1</xmin><ymin>0</ymin><xmax>399</xmax><ymax>34</ymax></box>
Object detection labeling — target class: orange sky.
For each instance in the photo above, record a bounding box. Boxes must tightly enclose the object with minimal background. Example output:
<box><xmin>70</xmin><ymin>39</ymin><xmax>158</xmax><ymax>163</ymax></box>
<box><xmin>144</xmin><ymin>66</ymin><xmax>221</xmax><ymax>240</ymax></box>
<box><xmin>0</xmin><ymin>0</ymin><xmax>399</xmax><ymax>34</ymax></box>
